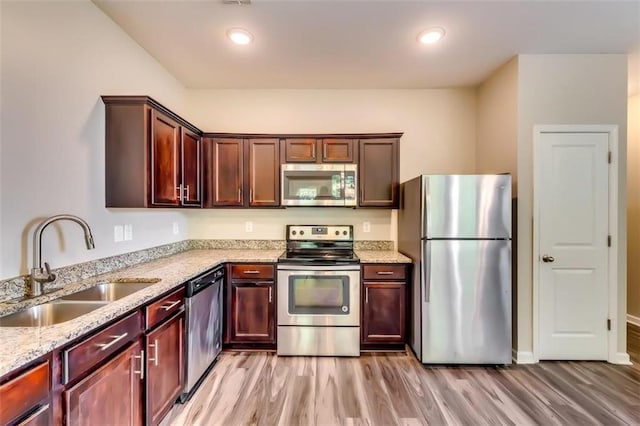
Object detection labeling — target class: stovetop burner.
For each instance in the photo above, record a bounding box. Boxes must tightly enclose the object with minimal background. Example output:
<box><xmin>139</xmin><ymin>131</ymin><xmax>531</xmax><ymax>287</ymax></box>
<box><xmin>278</xmin><ymin>225</ymin><xmax>358</xmax><ymax>265</ymax></box>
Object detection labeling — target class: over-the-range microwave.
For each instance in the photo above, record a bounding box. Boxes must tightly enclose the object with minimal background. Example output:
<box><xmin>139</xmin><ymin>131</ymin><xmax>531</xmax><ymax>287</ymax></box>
<box><xmin>281</xmin><ymin>164</ymin><xmax>357</xmax><ymax>206</ymax></box>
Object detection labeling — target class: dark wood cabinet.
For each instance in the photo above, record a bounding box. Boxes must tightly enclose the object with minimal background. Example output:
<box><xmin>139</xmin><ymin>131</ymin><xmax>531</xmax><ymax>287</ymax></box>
<box><xmin>282</xmin><ymin>138</ymin><xmax>355</xmax><ymax>163</ymax></box>
<box><xmin>206</xmin><ymin>138</ymin><xmax>280</xmax><ymax>208</ymax></box>
<box><xmin>102</xmin><ymin>96</ymin><xmax>203</xmax><ymax>208</ymax></box>
<box><xmin>361</xmin><ymin>264</ymin><xmax>408</xmax><ymax>349</ymax></box>
<box><xmin>0</xmin><ymin>360</ymin><xmax>50</xmax><ymax>426</ymax></box>
<box><xmin>358</xmin><ymin>138</ymin><xmax>399</xmax><ymax>208</ymax></box>
<box><xmin>64</xmin><ymin>340</ymin><xmax>144</xmax><ymax>426</ymax></box>
<box><xmin>146</xmin><ymin>314</ymin><xmax>184</xmax><ymax>426</ymax></box>
<box><xmin>227</xmin><ymin>263</ymin><xmax>276</xmax><ymax>347</ymax></box>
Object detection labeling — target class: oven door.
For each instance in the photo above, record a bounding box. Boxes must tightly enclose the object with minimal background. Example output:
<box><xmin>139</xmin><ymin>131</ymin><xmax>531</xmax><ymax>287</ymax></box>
<box><xmin>277</xmin><ymin>264</ymin><xmax>360</xmax><ymax>326</ymax></box>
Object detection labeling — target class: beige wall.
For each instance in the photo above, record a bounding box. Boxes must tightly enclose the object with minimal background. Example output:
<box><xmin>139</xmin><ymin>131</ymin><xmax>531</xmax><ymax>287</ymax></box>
<box><xmin>516</xmin><ymin>54</ymin><xmax>628</xmax><ymax>356</ymax></box>
<box><xmin>0</xmin><ymin>1</ymin><xmax>189</xmax><ymax>279</ymax></box>
<box><xmin>184</xmin><ymin>89</ymin><xmax>478</xmax><ymax>240</ymax></box>
<box><xmin>628</xmin><ymin>94</ymin><xmax>640</xmax><ymax>318</ymax></box>
<box><xmin>476</xmin><ymin>57</ymin><xmax>518</xmax><ymax>188</ymax></box>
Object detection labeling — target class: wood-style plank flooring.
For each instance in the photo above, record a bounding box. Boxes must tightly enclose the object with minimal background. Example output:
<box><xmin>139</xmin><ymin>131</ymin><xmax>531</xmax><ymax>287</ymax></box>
<box><xmin>164</xmin><ymin>351</ymin><xmax>640</xmax><ymax>426</ymax></box>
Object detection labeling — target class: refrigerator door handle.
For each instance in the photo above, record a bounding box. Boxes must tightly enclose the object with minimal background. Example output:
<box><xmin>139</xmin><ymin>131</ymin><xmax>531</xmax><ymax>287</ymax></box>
<box><xmin>423</xmin><ymin>241</ymin><xmax>431</xmax><ymax>302</ymax></box>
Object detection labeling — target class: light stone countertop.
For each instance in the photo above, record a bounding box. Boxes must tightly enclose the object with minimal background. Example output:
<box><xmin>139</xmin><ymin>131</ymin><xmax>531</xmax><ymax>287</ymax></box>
<box><xmin>0</xmin><ymin>249</ymin><xmax>282</xmax><ymax>377</ymax></box>
<box><xmin>355</xmin><ymin>250</ymin><xmax>412</xmax><ymax>263</ymax></box>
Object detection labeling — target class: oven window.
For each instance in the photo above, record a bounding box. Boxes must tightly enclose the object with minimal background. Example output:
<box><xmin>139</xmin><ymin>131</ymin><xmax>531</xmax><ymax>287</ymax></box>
<box><xmin>283</xmin><ymin>172</ymin><xmax>342</xmax><ymax>201</ymax></box>
<box><xmin>288</xmin><ymin>275</ymin><xmax>350</xmax><ymax>315</ymax></box>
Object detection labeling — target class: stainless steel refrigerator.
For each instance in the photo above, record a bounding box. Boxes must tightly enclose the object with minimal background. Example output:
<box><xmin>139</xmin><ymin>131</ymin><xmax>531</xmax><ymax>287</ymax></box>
<box><xmin>398</xmin><ymin>175</ymin><xmax>512</xmax><ymax>364</ymax></box>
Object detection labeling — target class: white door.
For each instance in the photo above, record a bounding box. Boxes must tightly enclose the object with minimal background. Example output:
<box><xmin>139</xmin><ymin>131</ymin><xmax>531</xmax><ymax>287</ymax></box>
<box><xmin>537</xmin><ymin>131</ymin><xmax>609</xmax><ymax>360</ymax></box>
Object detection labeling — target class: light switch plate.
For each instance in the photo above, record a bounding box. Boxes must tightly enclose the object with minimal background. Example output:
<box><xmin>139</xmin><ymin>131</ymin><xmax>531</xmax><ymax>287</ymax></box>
<box><xmin>245</xmin><ymin>221</ymin><xmax>253</xmax><ymax>232</ymax></box>
<box><xmin>363</xmin><ymin>222</ymin><xmax>371</xmax><ymax>233</ymax></box>
<box><xmin>172</xmin><ymin>222</ymin><xmax>180</xmax><ymax>235</ymax></box>
<box><xmin>114</xmin><ymin>225</ymin><xmax>124</xmax><ymax>242</ymax></box>
<box><xmin>123</xmin><ymin>224</ymin><xmax>133</xmax><ymax>241</ymax></box>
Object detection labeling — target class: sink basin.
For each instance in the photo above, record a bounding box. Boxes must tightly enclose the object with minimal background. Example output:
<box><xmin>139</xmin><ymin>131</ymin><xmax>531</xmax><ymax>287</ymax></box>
<box><xmin>60</xmin><ymin>282</ymin><xmax>157</xmax><ymax>302</ymax></box>
<box><xmin>0</xmin><ymin>301</ymin><xmax>109</xmax><ymax>327</ymax></box>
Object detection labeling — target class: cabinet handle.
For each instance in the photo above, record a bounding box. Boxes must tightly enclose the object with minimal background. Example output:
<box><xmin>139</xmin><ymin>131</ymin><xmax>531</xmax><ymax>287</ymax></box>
<box><xmin>159</xmin><ymin>300</ymin><xmax>181</xmax><ymax>311</ymax></box>
<box><xmin>365</xmin><ymin>287</ymin><xmax>369</xmax><ymax>304</ymax></box>
<box><xmin>243</xmin><ymin>270</ymin><xmax>260</xmax><ymax>274</ymax></box>
<box><xmin>250</xmin><ymin>189</ymin><xmax>253</xmax><ymax>203</ymax></box>
<box><xmin>176</xmin><ymin>184</ymin><xmax>183</xmax><ymax>202</ymax></box>
<box><xmin>96</xmin><ymin>332</ymin><xmax>128</xmax><ymax>351</ymax></box>
<box><xmin>134</xmin><ymin>350</ymin><xmax>145</xmax><ymax>380</ymax></box>
<box><xmin>148</xmin><ymin>339</ymin><xmax>159</xmax><ymax>366</ymax></box>
<box><xmin>269</xmin><ymin>287</ymin><xmax>272</xmax><ymax>303</ymax></box>
<box><xmin>377</xmin><ymin>271</ymin><xmax>394</xmax><ymax>275</ymax></box>
<box><xmin>184</xmin><ymin>185</ymin><xmax>190</xmax><ymax>201</ymax></box>
<box><xmin>238</xmin><ymin>188</ymin><xmax>242</xmax><ymax>202</ymax></box>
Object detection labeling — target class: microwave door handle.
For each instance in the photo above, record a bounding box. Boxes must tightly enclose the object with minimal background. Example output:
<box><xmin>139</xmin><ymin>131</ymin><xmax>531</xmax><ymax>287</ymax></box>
<box><xmin>340</xmin><ymin>171</ymin><xmax>345</xmax><ymax>198</ymax></box>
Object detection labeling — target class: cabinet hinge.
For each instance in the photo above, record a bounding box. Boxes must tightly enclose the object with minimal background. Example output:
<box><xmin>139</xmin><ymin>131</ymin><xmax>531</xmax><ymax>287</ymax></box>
<box><xmin>608</xmin><ymin>151</ymin><xmax>612</xmax><ymax>163</ymax></box>
<box><xmin>607</xmin><ymin>319</ymin><xmax>611</xmax><ymax>331</ymax></box>
<box><xmin>607</xmin><ymin>235</ymin><xmax>612</xmax><ymax>247</ymax></box>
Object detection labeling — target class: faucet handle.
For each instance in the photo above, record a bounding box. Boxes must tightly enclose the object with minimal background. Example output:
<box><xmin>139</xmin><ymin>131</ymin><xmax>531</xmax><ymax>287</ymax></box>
<box><xmin>44</xmin><ymin>262</ymin><xmax>57</xmax><ymax>282</ymax></box>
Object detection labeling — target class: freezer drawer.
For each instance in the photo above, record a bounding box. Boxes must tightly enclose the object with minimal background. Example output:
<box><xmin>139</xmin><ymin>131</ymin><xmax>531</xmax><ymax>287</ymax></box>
<box><xmin>421</xmin><ymin>239</ymin><xmax>511</xmax><ymax>364</ymax></box>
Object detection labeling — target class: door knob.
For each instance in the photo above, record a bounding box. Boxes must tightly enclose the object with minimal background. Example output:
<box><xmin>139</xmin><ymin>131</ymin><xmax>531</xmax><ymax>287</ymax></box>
<box><xmin>542</xmin><ymin>255</ymin><xmax>555</xmax><ymax>263</ymax></box>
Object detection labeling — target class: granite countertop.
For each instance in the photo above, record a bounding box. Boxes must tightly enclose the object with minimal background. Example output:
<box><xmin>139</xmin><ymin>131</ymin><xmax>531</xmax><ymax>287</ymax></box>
<box><xmin>0</xmin><ymin>249</ymin><xmax>282</xmax><ymax>377</ymax></box>
<box><xmin>355</xmin><ymin>250</ymin><xmax>412</xmax><ymax>263</ymax></box>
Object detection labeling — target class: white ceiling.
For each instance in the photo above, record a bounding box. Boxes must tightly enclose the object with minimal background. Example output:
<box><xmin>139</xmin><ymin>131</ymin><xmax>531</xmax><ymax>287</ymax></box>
<box><xmin>94</xmin><ymin>0</ymin><xmax>640</xmax><ymax>90</ymax></box>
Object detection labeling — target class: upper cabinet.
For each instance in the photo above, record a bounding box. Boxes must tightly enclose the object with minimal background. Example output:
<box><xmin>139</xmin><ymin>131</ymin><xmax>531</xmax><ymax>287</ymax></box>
<box><xmin>358</xmin><ymin>138</ymin><xmax>400</xmax><ymax>208</ymax></box>
<box><xmin>102</xmin><ymin>96</ymin><xmax>203</xmax><ymax>208</ymax></box>
<box><xmin>205</xmin><ymin>137</ymin><xmax>280</xmax><ymax>208</ymax></box>
<box><xmin>282</xmin><ymin>138</ymin><xmax>355</xmax><ymax>163</ymax></box>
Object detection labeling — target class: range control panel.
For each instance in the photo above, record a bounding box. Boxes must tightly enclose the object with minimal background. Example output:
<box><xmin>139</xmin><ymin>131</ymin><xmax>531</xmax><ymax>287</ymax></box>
<box><xmin>286</xmin><ymin>225</ymin><xmax>353</xmax><ymax>241</ymax></box>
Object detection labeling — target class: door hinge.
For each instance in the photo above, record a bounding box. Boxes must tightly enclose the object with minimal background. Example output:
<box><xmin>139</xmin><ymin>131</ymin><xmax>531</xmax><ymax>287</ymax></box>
<box><xmin>608</xmin><ymin>151</ymin><xmax>612</xmax><ymax>163</ymax></box>
<box><xmin>607</xmin><ymin>319</ymin><xmax>611</xmax><ymax>331</ymax></box>
<box><xmin>607</xmin><ymin>235</ymin><xmax>612</xmax><ymax>247</ymax></box>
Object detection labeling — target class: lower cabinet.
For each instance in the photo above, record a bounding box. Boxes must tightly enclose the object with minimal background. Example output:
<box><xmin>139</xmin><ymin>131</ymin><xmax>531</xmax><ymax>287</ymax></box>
<box><xmin>362</xmin><ymin>282</ymin><xmax>406</xmax><ymax>344</ymax></box>
<box><xmin>226</xmin><ymin>263</ymin><xmax>276</xmax><ymax>348</ymax></box>
<box><xmin>0</xmin><ymin>359</ymin><xmax>50</xmax><ymax>426</ymax></box>
<box><xmin>64</xmin><ymin>340</ymin><xmax>144</xmax><ymax>426</ymax></box>
<box><xmin>145</xmin><ymin>313</ymin><xmax>184</xmax><ymax>426</ymax></box>
<box><xmin>361</xmin><ymin>263</ymin><xmax>409</xmax><ymax>349</ymax></box>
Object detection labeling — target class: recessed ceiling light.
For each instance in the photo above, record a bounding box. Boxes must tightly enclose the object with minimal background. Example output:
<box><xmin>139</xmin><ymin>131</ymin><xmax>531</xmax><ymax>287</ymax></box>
<box><xmin>227</xmin><ymin>28</ymin><xmax>253</xmax><ymax>45</ymax></box>
<box><xmin>418</xmin><ymin>27</ymin><xmax>445</xmax><ymax>45</ymax></box>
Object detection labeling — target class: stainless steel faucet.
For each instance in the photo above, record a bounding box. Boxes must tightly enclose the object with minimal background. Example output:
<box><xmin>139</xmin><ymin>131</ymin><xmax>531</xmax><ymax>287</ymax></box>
<box><xmin>30</xmin><ymin>214</ymin><xmax>95</xmax><ymax>296</ymax></box>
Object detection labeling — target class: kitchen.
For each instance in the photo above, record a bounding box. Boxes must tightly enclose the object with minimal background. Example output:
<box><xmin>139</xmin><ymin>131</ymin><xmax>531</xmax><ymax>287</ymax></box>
<box><xmin>1</xmin><ymin>1</ymin><xmax>639</xmax><ymax>425</ymax></box>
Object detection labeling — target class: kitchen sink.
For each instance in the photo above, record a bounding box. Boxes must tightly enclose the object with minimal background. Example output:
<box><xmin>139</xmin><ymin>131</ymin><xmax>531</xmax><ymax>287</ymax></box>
<box><xmin>60</xmin><ymin>281</ymin><xmax>158</xmax><ymax>302</ymax></box>
<box><xmin>0</xmin><ymin>301</ymin><xmax>109</xmax><ymax>327</ymax></box>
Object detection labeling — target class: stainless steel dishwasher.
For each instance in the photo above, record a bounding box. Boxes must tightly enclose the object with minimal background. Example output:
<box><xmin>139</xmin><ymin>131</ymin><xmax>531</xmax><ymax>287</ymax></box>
<box><xmin>179</xmin><ymin>265</ymin><xmax>224</xmax><ymax>402</ymax></box>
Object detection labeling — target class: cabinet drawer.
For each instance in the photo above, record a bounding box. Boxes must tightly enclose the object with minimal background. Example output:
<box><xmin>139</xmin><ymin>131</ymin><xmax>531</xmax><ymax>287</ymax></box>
<box><xmin>63</xmin><ymin>311</ymin><xmax>141</xmax><ymax>384</ymax></box>
<box><xmin>231</xmin><ymin>264</ymin><xmax>274</xmax><ymax>280</ymax></box>
<box><xmin>16</xmin><ymin>404</ymin><xmax>49</xmax><ymax>426</ymax></box>
<box><xmin>362</xmin><ymin>264</ymin><xmax>407</xmax><ymax>281</ymax></box>
<box><xmin>145</xmin><ymin>287</ymin><xmax>185</xmax><ymax>330</ymax></box>
<box><xmin>0</xmin><ymin>360</ymin><xmax>49</xmax><ymax>426</ymax></box>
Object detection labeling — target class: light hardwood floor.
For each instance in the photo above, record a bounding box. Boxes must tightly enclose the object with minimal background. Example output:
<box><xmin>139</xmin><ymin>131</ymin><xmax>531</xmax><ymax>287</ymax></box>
<box><xmin>164</xmin><ymin>351</ymin><xmax>640</xmax><ymax>426</ymax></box>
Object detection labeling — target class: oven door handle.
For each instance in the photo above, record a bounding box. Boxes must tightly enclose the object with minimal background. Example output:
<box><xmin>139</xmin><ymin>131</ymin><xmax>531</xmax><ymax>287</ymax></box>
<box><xmin>277</xmin><ymin>265</ymin><xmax>361</xmax><ymax>272</ymax></box>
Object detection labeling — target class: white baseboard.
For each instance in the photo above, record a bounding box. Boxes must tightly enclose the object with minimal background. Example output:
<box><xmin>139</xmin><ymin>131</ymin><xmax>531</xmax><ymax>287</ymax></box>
<box><xmin>514</xmin><ymin>351</ymin><xmax>537</xmax><ymax>364</ymax></box>
<box><xmin>627</xmin><ymin>314</ymin><xmax>640</xmax><ymax>327</ymax></box>
<box><xmin>610</xmin><ymin>352</ymin><xmax>632</xmax><ymax>365</ymax></box>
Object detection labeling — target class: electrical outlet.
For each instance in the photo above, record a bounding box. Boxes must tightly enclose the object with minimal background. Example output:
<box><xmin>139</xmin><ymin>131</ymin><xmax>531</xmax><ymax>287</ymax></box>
<box><xmin>172</xmin><ymin>222</ymin><xmax>180</xmax><ymax>235</ymax></box>
<box><xmin>123</xmin><ymin>224</ymin><xmax>133</xmax><ymax>241</ymax></box>
<box><xmin>245</xmin><ymin>221</ymin><xmax>253</xmax><ymax>232</ymax></box>
<box><xmin>114</xmin><ymin>225</ymin><xmax>124</xmax><ymax>242</ymax></box>
<box><xmin>363</xmin><ymin>221</ymin><xmax>371</xmax><ymax>233</ymax></box>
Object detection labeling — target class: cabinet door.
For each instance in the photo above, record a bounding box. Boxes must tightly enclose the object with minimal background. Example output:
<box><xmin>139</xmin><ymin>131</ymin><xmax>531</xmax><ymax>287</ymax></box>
<box><xmin>362</xmin><ymin>282</ymin><xmax>406</xmax><ymax>343</ymax></box>
<box><xmin>321</xmin><ymin>138</ymin><xmax>354</xmax><ymax>163</ymax></box>
<box><xmin>358</xmin><ymin>138</ymin><xmax>399</xmax><ymax>207</ymax></box>
<box><xmin>230</xmin><ymin>282</ymin><xmax>275</xmax><ymax>343</ymax></box>
<box><xmin>248</xmin><ymin>139</ymin><xmax>280</xmax><ymax>207</ymax></box>
<box><xmin>150</xmin><ymin>110</ymin><xmax>181</xmax><ymax>206</ymax></box>
<box><xmin>211</xmin><ymin>138</ymin><xmax>244</xmax><ymax>206</ymax></box>
<box><xmin>146</xmin><ymin>314</ymin><xmax>184</xmax><ymax>426</ymax></box>
<box><xmin>180</xmin><ymin>128</ymin><xmax>202</xmax><ymax>206</ymax></box>
<box><xmin>64</xmin><ymin>341</ymin><xmax>143</xmax><ymax>426</ymax></box>
<box><xmin>283</xmin><ymin>138</ymin><xmax>317</xmax><ymax>162</ymax></box>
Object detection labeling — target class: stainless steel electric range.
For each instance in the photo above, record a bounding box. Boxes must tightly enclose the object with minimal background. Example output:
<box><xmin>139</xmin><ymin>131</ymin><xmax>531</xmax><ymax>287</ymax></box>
<box><xmin>277</xmin><ymin>225</ymin><xmax>360</xmax><ymax>356</ymax></box>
